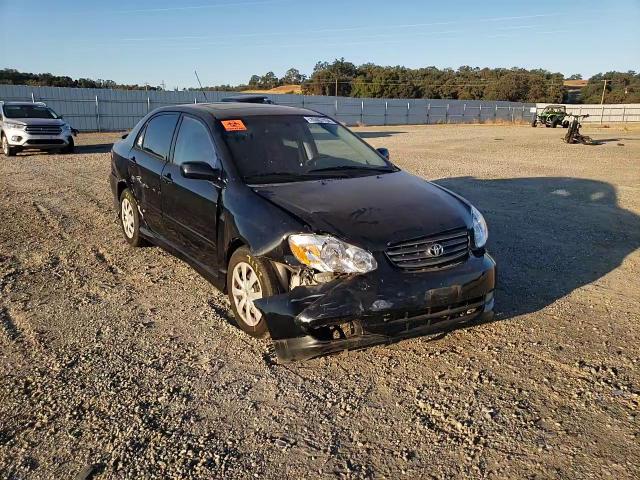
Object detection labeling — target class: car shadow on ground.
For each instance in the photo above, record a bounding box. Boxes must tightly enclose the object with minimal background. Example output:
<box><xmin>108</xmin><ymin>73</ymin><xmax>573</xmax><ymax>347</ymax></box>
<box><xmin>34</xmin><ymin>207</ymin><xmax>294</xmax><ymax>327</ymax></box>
<box><xmin>435</xmin><ymin>176</ymin><xmax>640</xmax><ymax>321</ymax></box>
<box><xmin>357</xmin><ymin>131</ymin><xmax>407</xmax><ymax>139</ymax></box>
<box><xmin>75</xmin><ymin>143</ymin><xmax>113</xmax><ymax>154</ymax></box>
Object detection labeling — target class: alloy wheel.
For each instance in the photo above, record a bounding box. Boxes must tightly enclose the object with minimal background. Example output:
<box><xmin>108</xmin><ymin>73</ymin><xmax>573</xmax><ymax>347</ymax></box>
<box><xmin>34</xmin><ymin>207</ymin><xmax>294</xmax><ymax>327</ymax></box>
<box><xmin>231</xmin><ymin>262</ymin><xmax>263</xmax><ymax>327</ymax></box>
<box><xmin>121</xmin><ymin>197</ymin><xmax>135</xmax><ymax>239</ymax></box>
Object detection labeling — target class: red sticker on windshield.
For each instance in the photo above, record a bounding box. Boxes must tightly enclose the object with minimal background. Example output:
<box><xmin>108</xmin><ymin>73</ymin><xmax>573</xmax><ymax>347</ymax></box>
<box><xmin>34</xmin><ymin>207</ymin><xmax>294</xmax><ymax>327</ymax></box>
<box><xmin>221</xmin><ymin>120</ymin><xmax>247</xmax><ymax>131</ymax></box>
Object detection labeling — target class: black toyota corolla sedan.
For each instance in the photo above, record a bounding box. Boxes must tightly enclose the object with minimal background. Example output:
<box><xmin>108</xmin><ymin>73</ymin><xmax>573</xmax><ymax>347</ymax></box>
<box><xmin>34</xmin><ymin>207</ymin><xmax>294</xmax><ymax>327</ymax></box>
<box><xmin>110</xmin><ymin>103</ymin><xmax>496</xmax><ymax>362</ymax></box>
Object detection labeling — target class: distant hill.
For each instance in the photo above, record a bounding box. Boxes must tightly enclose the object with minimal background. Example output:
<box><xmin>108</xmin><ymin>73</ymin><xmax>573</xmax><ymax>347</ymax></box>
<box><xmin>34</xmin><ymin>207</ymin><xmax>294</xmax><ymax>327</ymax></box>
<box><xmin>241</xmin><ymin>84</ymin><xmax>302</xmax><ymax>95</ymax></box>
<box><xmin>563</xmin><ymin>80</ymin><xmax>588</xmax><ymax>88</ymax></box>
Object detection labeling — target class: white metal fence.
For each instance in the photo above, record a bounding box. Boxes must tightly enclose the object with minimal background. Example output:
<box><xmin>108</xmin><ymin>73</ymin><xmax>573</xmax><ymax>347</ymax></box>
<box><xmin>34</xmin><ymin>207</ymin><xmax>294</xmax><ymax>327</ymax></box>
<box><xmin>536</xmin><ymin>103</ymin><xmax>640</xmax><ymax>123</ymax></box>
<box><xmin>1</xmin><ymin>84</ymin><xmax>638</xmax><ymax>131</ymax></box>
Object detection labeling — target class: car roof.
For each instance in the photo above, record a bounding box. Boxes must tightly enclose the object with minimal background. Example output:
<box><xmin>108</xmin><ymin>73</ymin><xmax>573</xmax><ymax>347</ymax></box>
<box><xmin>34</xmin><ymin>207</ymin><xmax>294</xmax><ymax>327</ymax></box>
<box><xmin>153</xmin><ymin>102</ymin><xmax>321</xmax><ymax>120</ymax></box>
<box><xmin>1</xmin><ymin>101</ymin><xmax>47</xmax><ymax>106</ymax></box>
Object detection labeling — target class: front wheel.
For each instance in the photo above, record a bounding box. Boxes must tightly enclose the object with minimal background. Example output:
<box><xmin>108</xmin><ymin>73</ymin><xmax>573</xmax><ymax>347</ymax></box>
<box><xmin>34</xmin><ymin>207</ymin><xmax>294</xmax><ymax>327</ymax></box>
<box><xmin>1</xmin><ymin>135</ymin><xmax>16</xmax><ymax>156</ymax></box>
<box><xmin>531</xmin><ymin>117</ymin><xmax>537</xmax><ymax>127</ymax></box>
<box><xmin>62</xmin><ymin>137</ymin><xmax>75</xmax><ymax>154</ymax></box>
<box><xmin>551</xmin><ymin>118</ymin><xmax>559</xmax><ymax>128</ymax></box>
<box><xmin>227</xmin><ymin>247</ymin><xmax>281</xmax><ymax>338</ymax></box>
<box><xmin>119</xmin><ymin>189</ymin><xmax>145</xmax><ymax>247</ymax></box>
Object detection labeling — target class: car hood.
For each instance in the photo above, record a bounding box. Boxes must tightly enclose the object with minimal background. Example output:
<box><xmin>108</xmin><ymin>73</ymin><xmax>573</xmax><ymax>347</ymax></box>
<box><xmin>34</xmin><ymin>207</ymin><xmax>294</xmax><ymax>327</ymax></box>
<box><xmin>5</xmin><ymin>118</ymin><xmax>65</xmax><ymax>126</ymax></box>
<box><xmin>251</xmin><ymin>170</ymin><xmax>471</xmax><ymax>251</ymax></box>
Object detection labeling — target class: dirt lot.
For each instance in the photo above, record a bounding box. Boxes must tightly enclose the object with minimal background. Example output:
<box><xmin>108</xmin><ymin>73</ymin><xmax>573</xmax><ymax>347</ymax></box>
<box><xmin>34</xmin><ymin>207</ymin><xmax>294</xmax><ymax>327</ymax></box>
<box><xmin>0</xmin><ymin>124</ymin><xmax>639</xmax><ymax>479</ymax></box>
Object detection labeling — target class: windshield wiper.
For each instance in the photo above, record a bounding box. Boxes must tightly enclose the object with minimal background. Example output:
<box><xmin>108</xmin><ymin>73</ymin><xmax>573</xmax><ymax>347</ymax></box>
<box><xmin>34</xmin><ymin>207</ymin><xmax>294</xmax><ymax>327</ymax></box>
<box><xmin>244</xmin><ymin>171</ymin><xmax>348</xmax><ymax>183</ymax></box>
<box><xmin>308</xmin><ymin>165</ymin><xmax>395</xmax><ymax>174</ymax></box>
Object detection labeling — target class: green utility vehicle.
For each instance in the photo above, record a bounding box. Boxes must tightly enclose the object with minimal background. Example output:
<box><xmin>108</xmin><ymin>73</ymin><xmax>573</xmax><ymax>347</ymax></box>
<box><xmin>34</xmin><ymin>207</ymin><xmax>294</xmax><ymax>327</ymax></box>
<box><xmin>531</xmin><ymin>105</ymin><xmax>570</xmax><ymax>128</ymax></box>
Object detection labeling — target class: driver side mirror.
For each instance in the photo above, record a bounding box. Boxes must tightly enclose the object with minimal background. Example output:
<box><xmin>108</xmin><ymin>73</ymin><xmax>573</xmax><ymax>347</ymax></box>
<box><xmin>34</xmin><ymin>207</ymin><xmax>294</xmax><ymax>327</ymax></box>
<box><xmin>180</xmin><ymin>162</ymin><xmax>222</xmax><ymax>182</ymax></box>
<box><xmin>377</xmin><ymin>147</ymin><xmax>390</xmax><ymax>160</ymax></box>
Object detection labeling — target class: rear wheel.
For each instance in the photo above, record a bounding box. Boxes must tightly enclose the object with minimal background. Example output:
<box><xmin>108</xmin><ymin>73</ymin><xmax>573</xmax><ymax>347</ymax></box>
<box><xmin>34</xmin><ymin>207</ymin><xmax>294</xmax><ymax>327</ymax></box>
<box><xmin>119</xmin><ymin>189</ymin><xmax>145</xmax><ymax>247</ymax></box>
<box><xmin>227</xmin><ymin>246</ymin><xmax>280</xmax><ymax>338</ymax></box>
<box><xmin>562</xmin><ymin>120</ymin><xmax>570</xmax><ymax>128</ymax></box>
<box><xmin>551</xmin><ymin>118</ymin><xmax>559</xmax><ymax>128</ymax></box>
<box><xmin>1</xmin><ymin>135</ymin><xmax>16</xmax><ymax>156</ymax></box>
<box><xmin>531</xmin><ymin>117</ymin><xmax>537</xmax><ymax>127</ymax></box>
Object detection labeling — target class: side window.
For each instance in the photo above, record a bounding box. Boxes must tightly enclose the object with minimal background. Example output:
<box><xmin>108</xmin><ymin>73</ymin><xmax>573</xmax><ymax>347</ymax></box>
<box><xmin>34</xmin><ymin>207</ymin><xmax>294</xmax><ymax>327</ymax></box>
<box><xmin>135</xmin><ymin>125</ymin><xmax>145</xmax><ymax>149</ymax></box>
<box><xmin>141</xmin><ymin>114</ymin><xmax>179</xmax><ymax>159</ymax></box>
<box><xmin>173</xmin><ymin>116</ymin><xmax>218</xmax><ymax>167</ymax></box>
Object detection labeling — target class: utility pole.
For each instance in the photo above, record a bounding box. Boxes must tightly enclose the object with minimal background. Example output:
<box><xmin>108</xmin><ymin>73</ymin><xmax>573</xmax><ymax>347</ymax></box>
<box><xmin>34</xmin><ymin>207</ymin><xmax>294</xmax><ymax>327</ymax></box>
<box><xmin>600</xmin><ymin>79</ymin><xmax>609</xmax><ymax>104</ymax></box>
<box><xmin>335</xmin><ymin>76</ymin><xmax>339</xmax><ymax>97</ymax></box>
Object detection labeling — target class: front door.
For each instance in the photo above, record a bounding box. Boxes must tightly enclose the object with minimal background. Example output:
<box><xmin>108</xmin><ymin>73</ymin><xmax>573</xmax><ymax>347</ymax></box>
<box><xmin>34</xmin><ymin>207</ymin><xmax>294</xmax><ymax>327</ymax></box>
<box><xmin>161</xmin><ymin>114</ymin><xmax>221</xmax><ymax>268</ymax></box>
<box><xmin>128</xmin><ymin>113</ymin><xmax>179</xmax><ymax>231</ymax></box>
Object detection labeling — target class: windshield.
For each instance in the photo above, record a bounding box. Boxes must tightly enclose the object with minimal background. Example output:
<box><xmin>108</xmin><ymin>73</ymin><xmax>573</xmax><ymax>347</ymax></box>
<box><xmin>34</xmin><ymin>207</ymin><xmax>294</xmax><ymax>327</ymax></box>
<box><xmin>2</xmin><ymin>105</ymin><xmax>59</xmax><ymax>119</ymax></box>
<box><xmin>220</xmin><ymin>115</ymin><xmax>395</xmax><ymax>183</ymax></box>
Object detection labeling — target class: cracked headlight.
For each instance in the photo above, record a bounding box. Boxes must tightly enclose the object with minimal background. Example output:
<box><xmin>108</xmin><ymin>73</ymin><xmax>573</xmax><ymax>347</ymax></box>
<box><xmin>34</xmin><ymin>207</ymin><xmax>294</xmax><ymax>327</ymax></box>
<box><xmin>288</xmin><ymin>234</ymin><xmax>377</xmax><ymax>274</ymax></box>
<box><xmin>471</xmin><ymin>206</ymin><xmax>488</xmax><ymax>248</ymax></box>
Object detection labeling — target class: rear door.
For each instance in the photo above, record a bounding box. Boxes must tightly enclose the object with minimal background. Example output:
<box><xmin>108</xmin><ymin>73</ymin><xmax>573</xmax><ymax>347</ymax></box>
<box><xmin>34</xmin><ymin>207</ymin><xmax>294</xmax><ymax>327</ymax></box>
<box><xmin>160</xmin><ymin>114</ymin><xmax>221</xmax><ymax>268</ymax></box>
<box><xmin>128</xmin><ymin>113</ymin><xmax>179</xmax><ymax>231</ymax></box>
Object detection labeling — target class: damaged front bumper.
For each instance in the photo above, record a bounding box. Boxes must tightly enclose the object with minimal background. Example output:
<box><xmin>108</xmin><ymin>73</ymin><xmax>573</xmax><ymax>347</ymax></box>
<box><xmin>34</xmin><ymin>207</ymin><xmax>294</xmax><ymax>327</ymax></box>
<box><xmin>255</xmin><ymin>252</ymin><xmax>496</xmax><ymax>362</ymax></box>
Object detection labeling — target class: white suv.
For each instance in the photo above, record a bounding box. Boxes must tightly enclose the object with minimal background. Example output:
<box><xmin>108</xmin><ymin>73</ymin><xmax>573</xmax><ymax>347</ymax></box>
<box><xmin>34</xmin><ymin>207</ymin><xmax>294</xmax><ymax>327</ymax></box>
<box><xmin>0</xmin><ymin>101</ymin><xmax>76</xmax><ymax>156</ymax></box>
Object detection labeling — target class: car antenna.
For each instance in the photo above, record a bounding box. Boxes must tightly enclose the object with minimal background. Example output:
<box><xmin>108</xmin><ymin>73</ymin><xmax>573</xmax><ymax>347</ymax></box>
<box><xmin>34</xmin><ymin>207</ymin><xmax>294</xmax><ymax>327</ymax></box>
<box><xmin>194</xmin><ymin>70</ymin><xmax>209</xmax><ymax>103</ymax></box>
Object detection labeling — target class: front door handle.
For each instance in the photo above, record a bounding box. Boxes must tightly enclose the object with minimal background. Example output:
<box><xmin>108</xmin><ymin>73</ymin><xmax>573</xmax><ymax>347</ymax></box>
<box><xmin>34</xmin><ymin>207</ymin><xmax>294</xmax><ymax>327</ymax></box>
<box><xmin>130</xmin><ymin>155</ymin><xmax>137</xmax><ymax>164</ymax></box>
<box><xmin>162</xmin><ymin>172</ymin><xmax>173</xmax><ymax>184</ymax></box>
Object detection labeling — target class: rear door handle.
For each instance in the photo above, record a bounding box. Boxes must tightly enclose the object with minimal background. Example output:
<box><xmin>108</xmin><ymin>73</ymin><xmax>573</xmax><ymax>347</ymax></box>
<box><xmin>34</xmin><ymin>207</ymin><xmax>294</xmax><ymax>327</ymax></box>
<box><xmin>162</xmin><ymin>172</ymin><xmax>173</xmax><ymax>184</ymax></box>
<box><xmin>130</xmin><ymin>156</ymin><xmax>137</xmax><ymax>164</ymax></box>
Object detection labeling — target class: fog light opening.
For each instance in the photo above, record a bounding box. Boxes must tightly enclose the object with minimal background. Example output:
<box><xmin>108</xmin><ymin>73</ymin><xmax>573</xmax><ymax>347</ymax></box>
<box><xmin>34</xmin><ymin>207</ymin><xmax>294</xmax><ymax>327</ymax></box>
<box><xmin>11</xmin><ymin>136</ymin><xmax>22</xmax><ymax>142</ymax></box>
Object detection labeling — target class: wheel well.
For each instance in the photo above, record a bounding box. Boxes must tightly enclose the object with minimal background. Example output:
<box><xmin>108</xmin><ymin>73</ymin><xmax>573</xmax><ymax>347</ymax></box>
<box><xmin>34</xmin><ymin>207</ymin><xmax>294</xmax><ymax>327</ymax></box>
<box><xmin>117</xmin><ymin>181</ymin><xmax>128</xmax><ymax>201</ymax></box>
<box><xmin>225</xmin><ymin>238</ymin><xmax>246</xmax><ymax>268</ymax></box>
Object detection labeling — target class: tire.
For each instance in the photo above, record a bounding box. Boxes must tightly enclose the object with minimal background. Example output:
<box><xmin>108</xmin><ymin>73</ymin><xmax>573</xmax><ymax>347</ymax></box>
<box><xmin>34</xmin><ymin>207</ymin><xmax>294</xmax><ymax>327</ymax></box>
<box><xmin>62</xmin><ymin>137</ymin><xmax>75</xmax><ymax>154</ymax></box>
<box><xmin>551</xmin><ymin>118</ymin><xmax>559</xmax><ymax>128</ymax></box>
<box><xmin>1</xmin><ymin>134</ymin><xmax>16</xmax><ymax>157</ymax></box>
<box><xmin>119</xmin><ymin>189</ymin><xmax>145</xmax><ymax>247</ymax></box>
<box><xmin>227</xmin><ymin>246</ymin><xmax>281</xmax><ymax>338</ymax></box>
<box><xmin>562</xmin><ymin>120</ymin><xmax>570</xmax><ymax>128</ymax></box>
<box><xmin>531</xmin><ymin>117</ymin><xmax>537</xmax><ymax>127</ymax></box>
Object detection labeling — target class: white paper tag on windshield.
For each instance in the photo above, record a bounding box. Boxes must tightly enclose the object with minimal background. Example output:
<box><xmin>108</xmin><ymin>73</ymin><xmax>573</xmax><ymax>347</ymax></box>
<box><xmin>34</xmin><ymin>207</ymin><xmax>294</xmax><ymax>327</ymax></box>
<box><xmin>304</xmin><ymin>116</ymin><xmax>336</xmax><ymax>124</ymax></box>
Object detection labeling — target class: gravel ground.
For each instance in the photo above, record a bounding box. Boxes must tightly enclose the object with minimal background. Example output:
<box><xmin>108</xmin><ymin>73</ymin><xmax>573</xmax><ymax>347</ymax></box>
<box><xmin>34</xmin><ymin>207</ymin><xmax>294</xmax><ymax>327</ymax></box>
<box><xmin>0</xmin><ymin>124</ymin><xmax>638</xmax><ymax>479</ymax></box>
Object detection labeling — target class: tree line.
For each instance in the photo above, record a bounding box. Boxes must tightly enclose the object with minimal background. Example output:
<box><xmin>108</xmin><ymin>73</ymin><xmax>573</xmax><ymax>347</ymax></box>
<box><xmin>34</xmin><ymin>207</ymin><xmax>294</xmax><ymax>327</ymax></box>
<box><xmin>2</xmin><ymin>63</ymin><xmax>639</xmax><ymax>103</ymax></box>
<box><xmin>0</xmin><ymin>68</ymin><xmax>164</xmax><ymax>91</ymax></box>
<box><xmin>579</xmin><ymin>71</ymin><xmax>640</xmax><ymax>104</ymax></box>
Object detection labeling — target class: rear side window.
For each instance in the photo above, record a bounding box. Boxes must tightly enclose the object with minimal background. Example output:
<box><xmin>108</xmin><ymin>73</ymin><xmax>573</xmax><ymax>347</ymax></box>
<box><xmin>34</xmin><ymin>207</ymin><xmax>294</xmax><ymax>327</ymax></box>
<box><xmin>141</xmin><ymin>114</ymin><xmax>179</xmax><ymax>159</ymax></box>
<box><xmin>173</xmin><ymin>116</ymin><xmax>218</xmax><ymax>167</ymax></box>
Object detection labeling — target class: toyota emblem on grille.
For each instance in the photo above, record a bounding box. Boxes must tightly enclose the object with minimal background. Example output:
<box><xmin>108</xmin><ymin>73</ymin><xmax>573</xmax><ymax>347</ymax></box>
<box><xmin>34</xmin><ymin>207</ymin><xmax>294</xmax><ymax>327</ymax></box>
<box><xmin>427</xmin><ymin>243</ymin><xmax>444</xmax><ymax>257</ymax></box>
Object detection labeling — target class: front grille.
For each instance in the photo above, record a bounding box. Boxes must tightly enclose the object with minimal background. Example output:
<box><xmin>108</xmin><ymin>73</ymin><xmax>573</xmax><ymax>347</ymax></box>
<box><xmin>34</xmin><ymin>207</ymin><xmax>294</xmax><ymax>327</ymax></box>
<box><xmin>25</xmin><ymin>125</ymin><xmax>62</xmax><ymax>135</ymax></box>
<box><xmin>364</xmin><ymin>295</ymin><xmax>487</xmax><ymax>336</ymax></box>
<box><xmin>25</xmin><ymin>139</ymin><xmax>65</xmax><ymax>145</ymax></box>
<box><xmin>386</xmin><ymin>227</ymin><xmax>470</xmax><ymax>271</ymax></box>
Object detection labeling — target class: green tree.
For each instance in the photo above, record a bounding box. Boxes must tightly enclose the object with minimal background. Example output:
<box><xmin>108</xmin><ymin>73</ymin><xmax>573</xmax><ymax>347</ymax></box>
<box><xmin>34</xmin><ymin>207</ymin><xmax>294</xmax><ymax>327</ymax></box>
<box><xmin>281</xmin><ymin>68</ymin><xmax>305</xmax><ymax>85</ymax></box>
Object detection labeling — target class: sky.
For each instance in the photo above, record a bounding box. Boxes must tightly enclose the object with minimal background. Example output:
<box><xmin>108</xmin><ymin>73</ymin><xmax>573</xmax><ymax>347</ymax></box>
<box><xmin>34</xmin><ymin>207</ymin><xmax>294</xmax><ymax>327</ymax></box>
<box><xmin>1</xmin><ymin>0</ymin><xmax>638</xmax><ymax>89</ymax></box>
